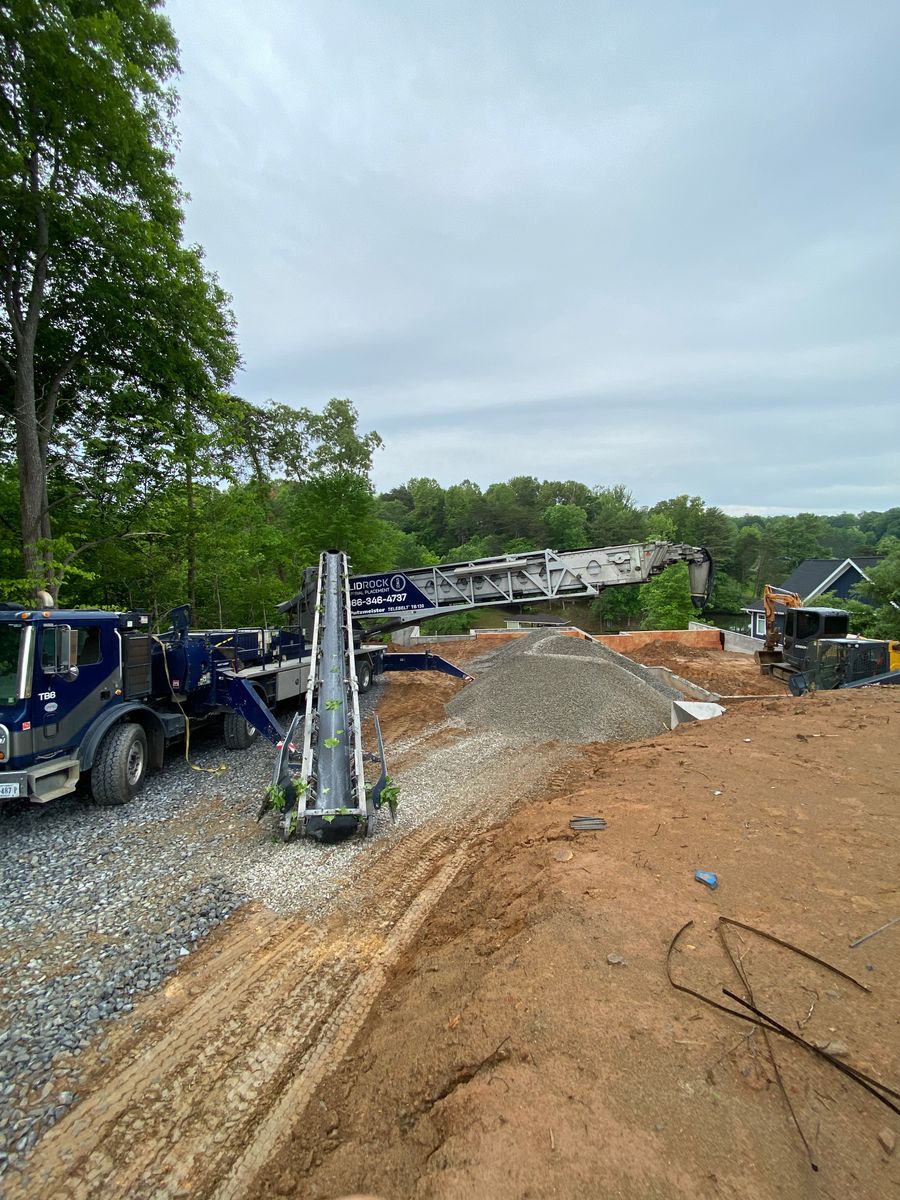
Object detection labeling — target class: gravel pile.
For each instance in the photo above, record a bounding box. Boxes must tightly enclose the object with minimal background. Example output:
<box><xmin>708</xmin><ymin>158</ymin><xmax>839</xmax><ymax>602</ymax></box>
<box><xmin>563</xmin><ymin>636</ymin><xmax>683</xmax><ymax>702</ymax></box>
<box><xmin>447</xmin><ymin>630</ymin><xmax>674</xmax><ymax>742</ymax></box>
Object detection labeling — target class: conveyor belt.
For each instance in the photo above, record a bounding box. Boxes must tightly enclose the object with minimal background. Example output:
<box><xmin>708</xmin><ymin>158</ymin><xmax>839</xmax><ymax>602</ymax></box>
<box><xmin>270</xmin><ymin>551</ymin><xmax>375</xmax><ymax>841</ymax></box>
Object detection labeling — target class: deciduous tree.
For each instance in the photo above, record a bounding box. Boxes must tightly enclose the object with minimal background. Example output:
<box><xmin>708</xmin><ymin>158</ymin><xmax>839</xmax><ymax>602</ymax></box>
<box><xmin>1</xmin><ymin>0</ymin><xmax>238</xmax><ymax>594</ymax></box>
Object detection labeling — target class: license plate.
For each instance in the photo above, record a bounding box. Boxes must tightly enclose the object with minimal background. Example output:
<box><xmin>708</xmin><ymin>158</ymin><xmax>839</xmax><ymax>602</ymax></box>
<box><xmin>0</xmin><ymin>782</ymin><xmax>21</xmax><ymax>798</ymax></box>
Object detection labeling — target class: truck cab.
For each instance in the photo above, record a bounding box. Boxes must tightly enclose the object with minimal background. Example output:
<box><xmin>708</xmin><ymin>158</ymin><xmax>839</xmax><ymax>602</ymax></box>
<box><xmin>0</xmin><ymin>606</ymin><xmax>152</xmax><ymax>804</ymax></box>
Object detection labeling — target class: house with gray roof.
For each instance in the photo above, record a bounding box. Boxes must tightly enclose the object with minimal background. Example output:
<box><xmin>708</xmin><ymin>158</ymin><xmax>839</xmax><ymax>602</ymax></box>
<box><xmin>744</xmin><ymin>557</ymin><xmax>884</xmax><ymax>640</ymax></box>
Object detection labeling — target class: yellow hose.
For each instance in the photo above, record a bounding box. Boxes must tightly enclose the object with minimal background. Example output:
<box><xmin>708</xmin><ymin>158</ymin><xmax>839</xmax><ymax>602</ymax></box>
<box><xmin>151</xmin><ymin>635</ymin><xmax>227</xmax><ymax>775</ymax></box>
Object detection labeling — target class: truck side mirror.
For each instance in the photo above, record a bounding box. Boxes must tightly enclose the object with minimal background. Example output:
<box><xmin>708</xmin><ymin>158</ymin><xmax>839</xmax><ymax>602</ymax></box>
<box><xmin>49</xmin><ymin>625</ymin><xmax>80</xmax><ymax>681</ymax></box>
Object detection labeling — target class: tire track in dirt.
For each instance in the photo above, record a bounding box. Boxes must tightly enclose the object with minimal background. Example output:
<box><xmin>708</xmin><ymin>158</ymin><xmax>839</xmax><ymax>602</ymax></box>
<box><xmin>214</xmin><ymin>838</ymin><xmax>475</xmax><ymax>1200</ymax></box>
<box><xmin>10</xmin><ymin>733</ymin><xmax>566</xmax><ymax>1200</ymax></box>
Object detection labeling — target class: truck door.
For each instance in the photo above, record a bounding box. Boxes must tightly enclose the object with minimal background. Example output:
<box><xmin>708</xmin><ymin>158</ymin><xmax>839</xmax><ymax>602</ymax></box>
<box><xmin>34</xmin><ymin>620</ymin><xmax>119</xmax><ymax>754</ymax></box>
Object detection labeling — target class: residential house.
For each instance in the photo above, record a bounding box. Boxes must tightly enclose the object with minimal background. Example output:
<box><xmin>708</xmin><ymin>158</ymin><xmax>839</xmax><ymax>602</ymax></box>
<box><xmin>744</xmin><ymin>557</ymin><xmax>884</xmax><ymax>640</ymax></box>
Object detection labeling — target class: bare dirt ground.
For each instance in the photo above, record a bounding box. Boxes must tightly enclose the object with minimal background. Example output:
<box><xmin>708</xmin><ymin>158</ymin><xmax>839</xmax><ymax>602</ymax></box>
<box><xmin>616</xmin><ymin>638</ymin><xmax>787</xmax><ymax>697</ymax></box>
<box><xmin>9</xmin><ymin>645</ymin><xmax>900</xmax><ymax>1200</ymax></box>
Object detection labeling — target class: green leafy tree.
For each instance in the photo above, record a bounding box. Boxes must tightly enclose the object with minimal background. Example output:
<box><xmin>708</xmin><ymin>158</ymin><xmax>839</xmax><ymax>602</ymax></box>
<box><xmin>853</xmin><ymin>548</ymin><xmax>900</xmax><ymax>639</ymax></box>
<box><xmin>648</xmin><ymin>495</ymin><xmax>736</xmax><ymax>568</ymax></box>
<box><xmin>482</xmin><ymin>481</ymin><xmax>538</xmax><ymax>544</ymax></box>
<box><xmin>819</xmin><ymin>514</ymin><xmax>874</xmax><ymax>559</ymax></box>
<box><xmin>588</xmin><ymin>484</ymin><xmax>647</xmax><ymax>546</ymax></box>
<box><xmin>393</xmin><ymin>532</ymin><xmax>440</xmax><ymax>570</ymax></box>
<box><xmin>502</xmin><ymin>536</ymin><xmax>534</xmax><ymax>555</ymax></box>
<box><xmin>707</xmin><ymin>572</ymin><xmax>746</xmax><ymax>613</ymax></box>
<box><xmin>859</xmin><ymin>508</ymin><xmax>900</xmax><ymax>544</ymax></box>
<box><xmin>732</xmin><ymin>524</ymin><xmax>763</xmax><ymax>587</ymax></box>
<box><xmin>443</xmin><ymin>480</ymin><xmax>483</xmax><ymax>545</ymax></box>
<box><xmin>542</xmin><ymin>502</ymin><xmax>588</xmax><ymax>550</ymax></box>
<box><xmin>589</xmin><ymin>583</ymin><xmax>642</xmax><ymax>630</ymax></box>
<box><xmin>404</xmin><ymin>477</ymin><xmax>447</xmax><ymax>552</ymax></box>
<box><xmin>640</xmin><ymin>563</ymin><xmax>695</xmax><ymax>630</ymax></box>
<box><xmin>1</xmin><ymin>0</ymin><xmax>238</xmax><ymax>595</ymax></box>
<box><xmin>780</xmin><ymin>513</ymin><xmax>831</xmax><ymax>570</ymax></box>
<box><xmin>538</xmin><ymin>479</ymin><xmax>594</xmax><ymax>512</ymax></box>
<box><xmin>442</xmin><ymin>535</ymin><xmax>494</xmax><ymax>563</ymax></box>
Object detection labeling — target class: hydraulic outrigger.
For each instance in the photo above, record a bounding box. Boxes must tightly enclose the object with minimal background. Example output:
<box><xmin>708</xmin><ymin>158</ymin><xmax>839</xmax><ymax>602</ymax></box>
<box><xmin>266</xmin><ymin>541</ymin><xmax>713</xmax><ymax>841</ymax></box>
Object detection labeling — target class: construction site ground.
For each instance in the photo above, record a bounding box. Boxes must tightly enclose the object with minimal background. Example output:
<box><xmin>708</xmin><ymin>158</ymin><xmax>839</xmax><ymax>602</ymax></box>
<box><xmin>8</xmin><ymin>638</ymin><xmax>900</xmax><ymax>1200</ymax></box>
<box><xmin>614</xmin><ymin>637</ymin><xmax>787</xmax><ymax>697</ymax></box>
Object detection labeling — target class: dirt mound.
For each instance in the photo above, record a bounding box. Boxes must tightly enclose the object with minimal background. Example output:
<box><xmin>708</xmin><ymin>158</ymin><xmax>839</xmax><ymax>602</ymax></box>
<box><xmin>616</xmin><ymin>641</ymin><xmax>786</xmax><ymax>697</ymax></box>
<box><xmin>625</xmin><ymin>638</ymin><xmax>709</xmax><ymax>664</ymax></box>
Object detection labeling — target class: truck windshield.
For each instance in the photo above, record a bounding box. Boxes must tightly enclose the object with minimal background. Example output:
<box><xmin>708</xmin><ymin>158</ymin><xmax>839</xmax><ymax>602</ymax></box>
<box><xmin>0</xmin><ymin>625</ymin><xmax>22</xmax><ymax>706</ymax></box>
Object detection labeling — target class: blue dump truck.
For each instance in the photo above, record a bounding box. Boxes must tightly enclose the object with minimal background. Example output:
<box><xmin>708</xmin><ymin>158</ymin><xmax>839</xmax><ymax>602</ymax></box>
<box><xmin>0</xmin><ymin>597</ymin><xmax>466</xmax><ymax>810</ymax></box>
<box><xmin>0</xmin><ymin>601</ymin><xmax>308</xmax><ymax>806</ymax></box>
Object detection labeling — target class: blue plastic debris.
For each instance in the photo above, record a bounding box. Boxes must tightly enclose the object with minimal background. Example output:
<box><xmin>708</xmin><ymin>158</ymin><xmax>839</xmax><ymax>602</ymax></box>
<box><xmin>694</xmin><ymin>870</ymin><xmax>718</xmax><ymax>889</ymax></box>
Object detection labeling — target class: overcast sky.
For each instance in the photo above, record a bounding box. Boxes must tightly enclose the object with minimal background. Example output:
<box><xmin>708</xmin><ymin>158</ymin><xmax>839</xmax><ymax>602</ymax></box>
<box><xmin>166</xmin><ymin>0</ymin><xmax>899</xmax><ymax>513</ymax></box>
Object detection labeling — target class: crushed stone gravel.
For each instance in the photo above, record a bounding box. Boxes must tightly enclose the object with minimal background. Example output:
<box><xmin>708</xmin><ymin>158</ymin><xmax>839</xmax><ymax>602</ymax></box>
<box><xmin>446</xmin><ymin>630</ymin><xmax>675</xmax><ymax>741</ymax></box>
<box><xmin>0</xmin><ymin>687</ymin><xmax>386</xmax><ymax>1173</ymax></box>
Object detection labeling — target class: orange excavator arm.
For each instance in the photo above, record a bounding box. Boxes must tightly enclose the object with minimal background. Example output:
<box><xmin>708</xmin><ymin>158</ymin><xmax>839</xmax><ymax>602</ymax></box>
<box><xmin>762</xmin><ymin>584</ymin><xmax>803</xmax><ymax>652</ymax></box>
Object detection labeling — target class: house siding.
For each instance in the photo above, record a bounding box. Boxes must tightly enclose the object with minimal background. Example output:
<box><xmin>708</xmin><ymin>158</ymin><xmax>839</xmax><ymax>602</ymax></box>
<box><xmin>816</xmin><ymin>565</ymin><xmax>865</xmax><ymax>602</ymax></box>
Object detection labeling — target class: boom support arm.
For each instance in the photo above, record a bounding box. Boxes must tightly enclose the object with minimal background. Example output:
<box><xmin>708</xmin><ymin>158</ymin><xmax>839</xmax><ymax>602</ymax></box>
<box><xmin>342</xmin><ymin>542</ymin><xmax>713</xmax><ymax>634</ymax></box>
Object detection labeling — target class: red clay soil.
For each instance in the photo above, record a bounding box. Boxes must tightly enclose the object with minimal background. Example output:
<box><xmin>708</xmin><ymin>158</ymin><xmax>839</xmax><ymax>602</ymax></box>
<box><xmin>258</xmin><ymin>688</ymin><xmax>900</xmax><ymax>1200</ymax></box>
<box><xmin>617</xmin><ymin>639</ymin><xmax>787</xmax><ymax>697</ymax></box>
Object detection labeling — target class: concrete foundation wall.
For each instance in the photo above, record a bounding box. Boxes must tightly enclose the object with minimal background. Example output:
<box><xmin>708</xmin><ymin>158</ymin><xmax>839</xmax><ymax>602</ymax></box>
<box><xmin>595</xmin><ymin>628</ymin><xmax>723</xmax><ymax>652</ymax></box>
<box><xmin>408</xmin><ymin>626</ymin><xmax>724</xmax><ymax>652</ymax></box>
<box><xmin>689</xmin><ymin>621</ymin><xmax>758</xmax><ymax>655</ymax></box>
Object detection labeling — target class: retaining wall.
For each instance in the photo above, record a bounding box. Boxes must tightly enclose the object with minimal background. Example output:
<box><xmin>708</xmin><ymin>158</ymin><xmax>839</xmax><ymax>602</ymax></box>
<box><xmin>594</xmin><ymin>628</ymin><xmax>723</xmax><ymax>653</ymax></box>
<box><xmin>406</xmin><ymin>626</ymin><xmax>725</xmax><ymax>652</ymax></box>
<box><xmin>688</xmin><ymin>621</ymin><xmax>759</xmax><ymax>655</ymax></box>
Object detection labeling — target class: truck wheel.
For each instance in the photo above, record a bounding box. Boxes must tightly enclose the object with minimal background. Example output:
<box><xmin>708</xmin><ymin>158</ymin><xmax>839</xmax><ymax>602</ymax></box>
<box><xmin>223</xmin><ymin>711</ymin><xmax>258</xmax><ymax>750</ymax></box>
<box><xmin>92</xmin><ymin>723</ymin><xmax>148</xmax><ymax>807</ymax></box>
<box><xmin>357</xmin><ymin>661</ymin><xmax>373</xmax><ymax>694</ymax></box>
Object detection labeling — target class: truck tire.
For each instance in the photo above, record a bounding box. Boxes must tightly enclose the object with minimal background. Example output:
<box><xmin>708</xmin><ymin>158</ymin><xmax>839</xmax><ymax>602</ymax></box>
<box><xmin>357</xmin><ymin>660</ymin><xmax>373</xmax><ymax>694</ymax></box>
<box><xmin>92</xmin><ymin>723</ymin><xmax>148</xmax><ymax>807</ymax></box>
<box><xmin>223</xmin><ymin>711</ymin><xmax>258</xmax><ymax>750</ymax></box>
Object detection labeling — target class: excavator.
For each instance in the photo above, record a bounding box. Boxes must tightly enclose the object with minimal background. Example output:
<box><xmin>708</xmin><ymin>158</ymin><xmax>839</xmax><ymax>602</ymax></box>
<box><xmin>756</xmin><ymin>583</ymin><xmax>900</xmax><ymax>692</ymax></box>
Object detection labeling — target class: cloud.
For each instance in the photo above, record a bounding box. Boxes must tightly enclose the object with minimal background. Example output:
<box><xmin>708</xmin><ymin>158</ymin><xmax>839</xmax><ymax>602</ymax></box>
<box><xmin>166</xmin><ymin>0</ymin><xmax>900</xmax><ymax>510</ymax></box>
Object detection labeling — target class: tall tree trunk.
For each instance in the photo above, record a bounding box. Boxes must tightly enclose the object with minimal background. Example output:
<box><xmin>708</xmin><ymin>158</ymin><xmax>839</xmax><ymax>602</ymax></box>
<box><xmin>15</xmin><ymin>353</ymin><xmax>46</xmax><ymax>586</ymax></box>
<box><xmin>185</xmin><ymin>449</ymin><xmax>196</xmax><ymax>615</ymax></box>
<box><xmin>8</xmin><ymin>152</ymin><xmax>52</xmax><ymax>597</ymax></box>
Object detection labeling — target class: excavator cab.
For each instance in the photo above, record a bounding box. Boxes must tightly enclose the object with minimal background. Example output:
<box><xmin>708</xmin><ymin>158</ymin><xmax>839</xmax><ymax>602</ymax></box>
<box><xmin>781</xmin><ymin>608</ymin><xmax>849</xmax><ymax>671</ymax></box>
